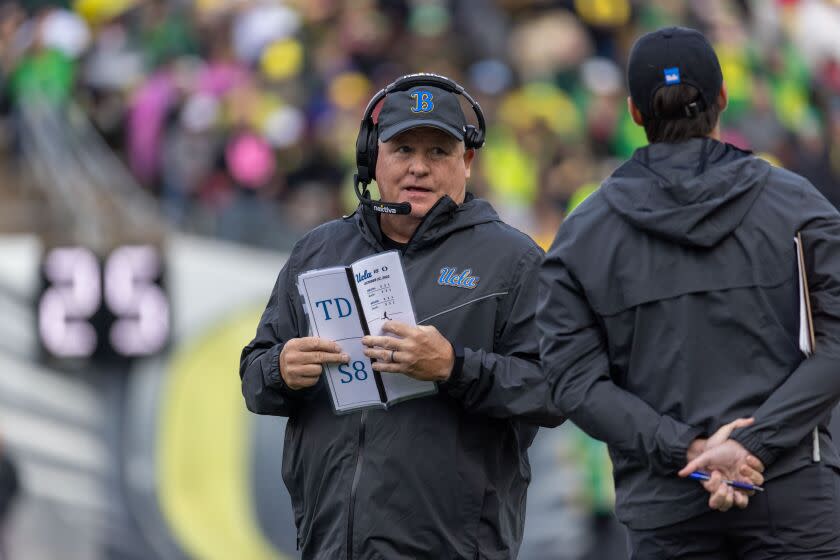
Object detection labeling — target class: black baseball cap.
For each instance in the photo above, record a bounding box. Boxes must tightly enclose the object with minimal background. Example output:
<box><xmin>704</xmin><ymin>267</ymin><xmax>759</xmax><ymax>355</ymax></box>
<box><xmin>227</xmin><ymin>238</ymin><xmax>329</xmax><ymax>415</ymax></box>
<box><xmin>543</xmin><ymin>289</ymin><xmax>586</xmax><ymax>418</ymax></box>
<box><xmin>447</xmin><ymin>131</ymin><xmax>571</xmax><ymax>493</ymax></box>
<box><xmin>628</xmin><ymin>26</ymin><xmax>723</xmax><ymax>119</ymax></box>
<box><xmin>377</xmin><ymin>86</ymin><xmax>467</xmax><ymax>142</ymax></box>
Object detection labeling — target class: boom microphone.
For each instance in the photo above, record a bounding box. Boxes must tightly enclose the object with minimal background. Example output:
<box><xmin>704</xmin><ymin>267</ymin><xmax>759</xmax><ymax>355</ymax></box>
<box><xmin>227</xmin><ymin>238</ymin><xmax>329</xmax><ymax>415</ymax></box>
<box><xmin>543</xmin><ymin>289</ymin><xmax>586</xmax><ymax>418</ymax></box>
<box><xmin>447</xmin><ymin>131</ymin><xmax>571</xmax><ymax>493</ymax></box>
<box><xmin>353</xmin><ymin>174</ymin><xmax>412</xmax><ymax>215</ymax></box>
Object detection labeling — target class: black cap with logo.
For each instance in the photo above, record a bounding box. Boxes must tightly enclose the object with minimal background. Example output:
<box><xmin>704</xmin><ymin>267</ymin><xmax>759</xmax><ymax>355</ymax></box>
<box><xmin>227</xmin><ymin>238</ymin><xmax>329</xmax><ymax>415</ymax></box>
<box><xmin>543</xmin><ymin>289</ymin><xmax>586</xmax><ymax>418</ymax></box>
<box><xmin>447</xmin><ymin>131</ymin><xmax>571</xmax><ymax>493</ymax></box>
<box><xmin>377</xmin><ymin>86</ymin><xmax>467</xmax><ymax>142</ymax></box>
<box><xmin>628</xmin><ymin>26</ymin><xmax>723</xmax><ymax>119</ymax></box>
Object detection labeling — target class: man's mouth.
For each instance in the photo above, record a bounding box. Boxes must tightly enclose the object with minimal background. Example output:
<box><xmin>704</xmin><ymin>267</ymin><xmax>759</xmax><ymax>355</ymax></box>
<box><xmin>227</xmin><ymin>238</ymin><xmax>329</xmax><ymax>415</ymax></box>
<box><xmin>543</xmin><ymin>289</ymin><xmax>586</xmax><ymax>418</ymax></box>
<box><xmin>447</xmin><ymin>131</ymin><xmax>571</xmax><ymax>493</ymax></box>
<box><xmin>404</xmin><ymin>186</ymin><xmax>432</xmax><ymax>193</ymax></box>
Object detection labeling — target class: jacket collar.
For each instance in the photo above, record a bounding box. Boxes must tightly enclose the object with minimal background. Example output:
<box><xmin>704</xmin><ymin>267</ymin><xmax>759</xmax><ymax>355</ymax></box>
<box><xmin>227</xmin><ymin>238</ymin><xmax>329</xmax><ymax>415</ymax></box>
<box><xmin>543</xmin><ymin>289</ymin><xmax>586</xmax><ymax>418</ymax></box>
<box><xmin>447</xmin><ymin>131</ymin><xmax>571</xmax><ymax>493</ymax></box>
<box><xmin>351</xmin><ymin>192</ymin><xmax>498</xmax><ymax>252</ymax></box>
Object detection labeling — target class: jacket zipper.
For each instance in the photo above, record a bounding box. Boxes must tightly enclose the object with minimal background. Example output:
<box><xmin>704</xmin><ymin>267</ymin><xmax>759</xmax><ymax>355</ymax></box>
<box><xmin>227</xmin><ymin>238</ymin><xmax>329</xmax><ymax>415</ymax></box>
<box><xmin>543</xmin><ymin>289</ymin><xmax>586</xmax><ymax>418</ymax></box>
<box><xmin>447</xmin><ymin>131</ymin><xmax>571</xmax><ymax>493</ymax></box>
<box><xmin>346</xmin><ymin>410</ymin><xmax>367</xmax><ymax>560</ymax></box>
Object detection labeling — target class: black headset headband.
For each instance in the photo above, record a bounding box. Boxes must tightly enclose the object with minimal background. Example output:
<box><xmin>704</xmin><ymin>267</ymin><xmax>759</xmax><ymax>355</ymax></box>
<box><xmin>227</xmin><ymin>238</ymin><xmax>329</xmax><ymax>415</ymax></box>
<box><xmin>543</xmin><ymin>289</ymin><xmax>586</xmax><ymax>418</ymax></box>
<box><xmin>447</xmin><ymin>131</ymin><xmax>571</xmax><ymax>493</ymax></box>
<box><xmin>360</xmin><ymin>73</ymin><xmax>487</xmax><ymax>143</ymax></box>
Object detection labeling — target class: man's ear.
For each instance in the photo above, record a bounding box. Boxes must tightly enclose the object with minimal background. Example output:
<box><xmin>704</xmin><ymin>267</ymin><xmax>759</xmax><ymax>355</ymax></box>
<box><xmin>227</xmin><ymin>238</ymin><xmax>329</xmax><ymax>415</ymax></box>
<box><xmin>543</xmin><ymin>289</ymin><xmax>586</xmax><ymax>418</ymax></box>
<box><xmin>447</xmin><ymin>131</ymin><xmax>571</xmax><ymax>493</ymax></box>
<box><xmin>627</xmin><ymin>96</ymin><xmax>644</xmax><ymax>126</ymax></box>
<box><xmin>717</xmin><ymin>82</ymin><xmax>728</xmax><ymax>112</ymax></box>
<box><xmin>463</xmin><ymin>147</ymin><xmax>475</xmax><ymax>180</ymax></box>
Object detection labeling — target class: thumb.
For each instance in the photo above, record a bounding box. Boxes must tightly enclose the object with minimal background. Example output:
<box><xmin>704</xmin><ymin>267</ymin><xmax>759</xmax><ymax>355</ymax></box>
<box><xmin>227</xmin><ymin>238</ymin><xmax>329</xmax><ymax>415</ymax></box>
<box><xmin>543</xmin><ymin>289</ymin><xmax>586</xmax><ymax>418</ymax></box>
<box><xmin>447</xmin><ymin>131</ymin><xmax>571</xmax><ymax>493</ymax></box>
<box><xmin>382</xmin><ymin>320</ymin><xmax>411</xmax><ymax>337</ymax></box>
<box><xmin>726</xmin><ymin>417</ymin><xmax>755</xmax><ymax>431</ymax></box>
<box><xmin>709</xmin><ymin>417</ymin><xmax>755</xmax><ymax>446</ymax></box>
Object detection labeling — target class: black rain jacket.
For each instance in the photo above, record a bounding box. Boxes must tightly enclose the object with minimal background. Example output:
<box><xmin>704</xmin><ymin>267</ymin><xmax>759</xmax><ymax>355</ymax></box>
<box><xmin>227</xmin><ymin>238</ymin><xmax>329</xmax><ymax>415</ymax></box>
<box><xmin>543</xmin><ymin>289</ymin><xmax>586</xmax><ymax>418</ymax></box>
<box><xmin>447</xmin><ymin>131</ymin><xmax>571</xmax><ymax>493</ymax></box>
<box><xmin>241</xmin><ymin>194</ymin><xmax>555</xmax><ymax>559</ymax></box>
<box><xmin>538</xmin><ymin>138</ymin><xmax>840</xmax><ymax>530</ymax></box>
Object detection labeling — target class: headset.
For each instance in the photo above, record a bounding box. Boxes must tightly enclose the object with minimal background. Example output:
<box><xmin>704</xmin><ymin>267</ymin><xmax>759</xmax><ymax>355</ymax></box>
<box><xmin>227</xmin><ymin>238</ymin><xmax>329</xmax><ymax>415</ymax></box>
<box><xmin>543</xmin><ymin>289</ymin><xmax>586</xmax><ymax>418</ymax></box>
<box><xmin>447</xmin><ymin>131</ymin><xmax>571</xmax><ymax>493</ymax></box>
<box><xmin>354</xmin><ymin>73</ymin><xmax>487</xmax><ymax>215</ymax></box>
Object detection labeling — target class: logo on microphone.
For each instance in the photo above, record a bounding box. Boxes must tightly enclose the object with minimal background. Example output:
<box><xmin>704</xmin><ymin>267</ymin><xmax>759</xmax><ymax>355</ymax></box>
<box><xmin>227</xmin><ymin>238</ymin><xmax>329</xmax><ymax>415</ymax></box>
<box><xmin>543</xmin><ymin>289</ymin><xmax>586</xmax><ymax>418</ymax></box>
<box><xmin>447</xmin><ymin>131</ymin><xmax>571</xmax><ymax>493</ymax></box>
<box><xmin>373</xmin><ymin>204</ymin><xmax>398</xmax><ymax>214</ymax></box>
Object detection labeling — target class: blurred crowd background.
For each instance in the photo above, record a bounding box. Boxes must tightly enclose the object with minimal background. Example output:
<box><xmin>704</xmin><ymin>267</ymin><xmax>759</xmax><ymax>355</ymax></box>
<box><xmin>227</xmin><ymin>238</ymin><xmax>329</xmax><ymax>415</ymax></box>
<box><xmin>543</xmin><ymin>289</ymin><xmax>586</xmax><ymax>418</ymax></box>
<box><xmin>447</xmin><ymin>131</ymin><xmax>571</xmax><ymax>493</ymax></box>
<box><xmin>2</xmin><ymin>0</ymin><xmax>840</xmax><ymax>250</ymax></box>
<box><xmin>2</xmin><ymin>0</ymin><xmax>840</xmax><ymax>559</ymax></box>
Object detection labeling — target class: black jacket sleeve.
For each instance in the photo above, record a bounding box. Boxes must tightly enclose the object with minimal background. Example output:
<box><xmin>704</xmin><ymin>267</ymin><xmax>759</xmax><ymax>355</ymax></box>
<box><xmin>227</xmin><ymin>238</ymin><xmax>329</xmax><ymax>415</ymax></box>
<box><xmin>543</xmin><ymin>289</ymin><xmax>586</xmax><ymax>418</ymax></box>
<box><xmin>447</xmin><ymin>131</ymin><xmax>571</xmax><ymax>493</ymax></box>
<box><xmin>733</xmin><ymin>216</ymin><xmax>840</xmax><ymax>466</ymax></box>
<box><xmin>240</xmin><ymin>256</ymin><xmax>318</xmax><ymax>416</ymax></box>
<box><xmin>537</xmin><ymin>249</ymin><xmax>703</xmax><ymax>474</ymax></box>
<box><xmin>442</xmin><ymin>247</ymin><xmax>565</xmax><ymax>427</ymax></box>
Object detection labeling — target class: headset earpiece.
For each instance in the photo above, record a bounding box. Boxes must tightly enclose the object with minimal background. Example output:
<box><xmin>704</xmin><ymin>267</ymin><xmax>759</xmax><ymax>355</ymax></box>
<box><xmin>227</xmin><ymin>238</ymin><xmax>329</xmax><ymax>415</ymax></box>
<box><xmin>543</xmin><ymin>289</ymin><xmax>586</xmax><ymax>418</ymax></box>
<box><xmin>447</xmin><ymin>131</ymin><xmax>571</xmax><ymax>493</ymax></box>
<box><xmin>367</xmin><ymin>125</ymin><xmax>379</xmax><ymax>182</ymax></box>
<box><xmin>463</xmin><ymin>125</ymin><xmax>484</xmax><ymax>150</ymax></box>
<box><xmin>355</xmin><ymin>117</ymin><xmax>378</xmax><ymax>185</ymax></box>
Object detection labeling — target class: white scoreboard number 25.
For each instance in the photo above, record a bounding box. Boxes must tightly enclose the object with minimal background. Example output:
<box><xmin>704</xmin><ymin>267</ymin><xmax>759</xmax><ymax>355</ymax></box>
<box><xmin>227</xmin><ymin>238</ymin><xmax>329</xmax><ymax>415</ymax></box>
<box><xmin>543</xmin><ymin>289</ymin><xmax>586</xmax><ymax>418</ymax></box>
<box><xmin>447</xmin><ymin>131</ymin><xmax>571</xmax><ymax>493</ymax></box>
<box><xmin>37</xmin><ymin>245</ymin><xmax>170</xmax><ymax>361</ymax></box>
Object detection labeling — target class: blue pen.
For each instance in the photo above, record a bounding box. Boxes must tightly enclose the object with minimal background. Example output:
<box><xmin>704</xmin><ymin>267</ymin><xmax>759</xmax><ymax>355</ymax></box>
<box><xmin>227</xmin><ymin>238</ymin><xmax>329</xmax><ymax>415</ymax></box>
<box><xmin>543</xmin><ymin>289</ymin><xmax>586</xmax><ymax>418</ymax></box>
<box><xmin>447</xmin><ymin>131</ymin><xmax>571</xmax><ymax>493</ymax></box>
<box><xmin>688</xmin><ymin>471</ymin><xmax>764</xmax><ymax>492</ymax></box>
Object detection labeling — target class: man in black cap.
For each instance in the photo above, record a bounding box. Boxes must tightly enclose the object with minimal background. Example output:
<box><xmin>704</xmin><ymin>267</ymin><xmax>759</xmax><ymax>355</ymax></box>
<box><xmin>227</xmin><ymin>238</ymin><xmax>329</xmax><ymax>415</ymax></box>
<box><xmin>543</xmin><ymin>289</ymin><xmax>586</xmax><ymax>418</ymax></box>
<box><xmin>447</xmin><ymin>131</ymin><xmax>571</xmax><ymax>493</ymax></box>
<box><xmin>537</xmin><ymin>27</ymin><xmax>840</xmax><ymax>557</ymax></box>
<box><xmin>241</xmin><ymin>75</ymin><xmax>556</xmax><ymax>559</ymax></box>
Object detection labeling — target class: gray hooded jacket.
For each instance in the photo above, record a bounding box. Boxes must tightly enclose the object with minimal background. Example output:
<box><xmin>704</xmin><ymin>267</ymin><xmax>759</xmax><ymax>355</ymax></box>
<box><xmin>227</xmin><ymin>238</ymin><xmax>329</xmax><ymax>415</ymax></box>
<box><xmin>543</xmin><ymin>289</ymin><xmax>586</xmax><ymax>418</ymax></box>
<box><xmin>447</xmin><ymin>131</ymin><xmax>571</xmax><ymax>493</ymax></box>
<box><xmin>538</xmin><ymin>138</ymin><xmax>840</xmax><ymax>530</ymax></box>
<box><xmin>241</xmin><ymin>194</ymin><xmax>554</xmax><ymax>559</ymax></box>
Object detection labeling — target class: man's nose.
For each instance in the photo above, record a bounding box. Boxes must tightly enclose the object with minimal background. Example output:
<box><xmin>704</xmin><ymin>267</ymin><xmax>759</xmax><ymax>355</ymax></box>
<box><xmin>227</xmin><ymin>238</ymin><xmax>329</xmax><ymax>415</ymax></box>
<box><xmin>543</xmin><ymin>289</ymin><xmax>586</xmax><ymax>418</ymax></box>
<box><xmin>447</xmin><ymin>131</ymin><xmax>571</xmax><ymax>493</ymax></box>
<box><xmin>408</xmin><ymin>156</ymin><xmax>430</xmax><ymax>176</ymax></box>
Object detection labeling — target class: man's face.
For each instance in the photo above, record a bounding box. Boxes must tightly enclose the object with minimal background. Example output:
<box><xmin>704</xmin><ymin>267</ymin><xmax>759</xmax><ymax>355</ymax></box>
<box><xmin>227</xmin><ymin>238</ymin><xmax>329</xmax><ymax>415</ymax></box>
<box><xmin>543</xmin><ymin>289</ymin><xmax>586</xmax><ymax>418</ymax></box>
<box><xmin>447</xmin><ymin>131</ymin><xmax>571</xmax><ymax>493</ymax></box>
<box><xmin>375</xmin><ymin>127</ymin><xmax>475</xmax><ymax>219</ymax></box>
